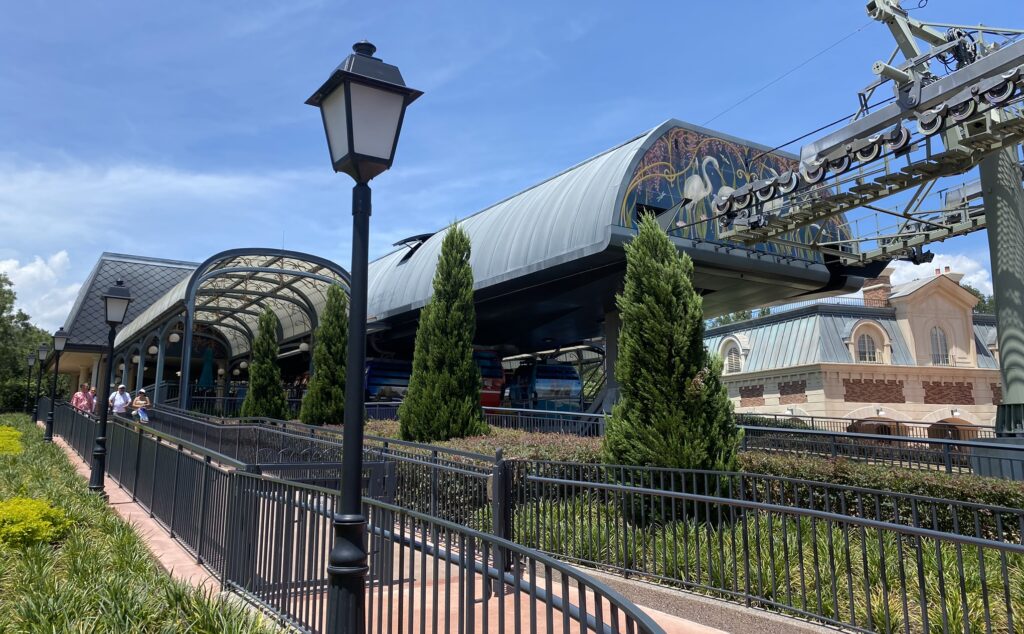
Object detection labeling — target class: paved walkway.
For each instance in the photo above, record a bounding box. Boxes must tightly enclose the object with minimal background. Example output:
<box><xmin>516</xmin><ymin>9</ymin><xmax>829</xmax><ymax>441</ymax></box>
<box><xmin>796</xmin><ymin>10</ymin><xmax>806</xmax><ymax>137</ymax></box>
<box><xmin>44</xmin><ymin>422</ymin><xmax>219</xmax><ymax>592</ymax></box>
<box><xmin>44</xmin><ymin>420</ymin><xmax>724</xmax><ymax>633</ymax></box>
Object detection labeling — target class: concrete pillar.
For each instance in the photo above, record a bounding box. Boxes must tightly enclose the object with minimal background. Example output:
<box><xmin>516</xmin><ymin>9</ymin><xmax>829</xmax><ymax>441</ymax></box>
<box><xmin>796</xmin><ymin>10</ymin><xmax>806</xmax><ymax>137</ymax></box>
<box><xmin>600</xmin><ymin>310</ymin><xmax>621</xmax><ymax>412</ymax></box>
<box><xmin>120</xmin><ymin>359</ymin><xmax>129</xmax><ymax>390</ymax></box>
<box><xmin>90</xmin><ymin>356</ymin><xmax>100</xmax><ymax>389</ymax></box>
<box><xmin>979</xmin><ymin>145</ymin><xmax>1024</xmax><ymax>436</ymax></box>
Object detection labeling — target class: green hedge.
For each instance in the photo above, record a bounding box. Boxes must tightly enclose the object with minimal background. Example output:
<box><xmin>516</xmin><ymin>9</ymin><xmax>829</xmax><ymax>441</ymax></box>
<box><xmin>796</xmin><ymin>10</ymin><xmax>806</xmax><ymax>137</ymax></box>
<box><xmin>0</xmin><ymin>414</ymin><xmax>279</xmax><ymax>632</ymax></box>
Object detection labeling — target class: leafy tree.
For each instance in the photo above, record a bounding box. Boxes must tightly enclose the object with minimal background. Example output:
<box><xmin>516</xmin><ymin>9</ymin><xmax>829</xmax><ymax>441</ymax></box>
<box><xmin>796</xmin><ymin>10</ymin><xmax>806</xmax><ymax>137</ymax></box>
<box><xmin>239</xmin><ymin>308</ymin><xmax>289</xmax><ymax>420</ymax></box>
<box><xmin>300</xmin><ymin>285</ymin><xmax>348</xmax><ymax>426</ymax></box>
<box><xmin>0</xmin><ymin>274</ymin><xmax>59</xmax><ymax>412</ymax></box>
<box><xmin>400</xmin><ymin>224</ymin><xmax>486</xmax><ymax>442</ymax></box>
<box><xmin>963</xmin><ymin>283</ymin><xmax>996</xmax><ymax>314</ymax></box>
<box><xmin>602</xmin><ymin>215</ymin><xmax>740</xmax><ymax>480</ymax></box>
<box><xmin>708</xmin><ymin>309</ymin><xmax>753</xmax><ymax>327</ymax></box>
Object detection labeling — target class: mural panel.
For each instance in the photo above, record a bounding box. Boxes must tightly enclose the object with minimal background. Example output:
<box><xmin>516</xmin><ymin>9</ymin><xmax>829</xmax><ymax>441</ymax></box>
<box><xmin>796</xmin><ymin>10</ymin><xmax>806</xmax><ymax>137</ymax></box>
<box><xmin>619</xmin><ymin>127</ymin><xmax>849</xmax><ymax>262</ymax></box>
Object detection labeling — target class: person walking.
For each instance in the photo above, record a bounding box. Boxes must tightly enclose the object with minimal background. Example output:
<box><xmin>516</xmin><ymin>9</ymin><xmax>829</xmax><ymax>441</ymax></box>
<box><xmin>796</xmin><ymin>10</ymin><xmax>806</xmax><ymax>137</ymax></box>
<box><xmin>89</xmin><ymin>386</ymin><xmax>98</xmax><ymax>413</ymax></box>
<box><xmin>132</xmin><ymin>388</ymin><xmax>151</xmax><ymax>423</ymax></box>
<box><xmin>109</xmin><ymin>384</ymin><xmax>132</xmax><ymax>416</ymax></box>
<box><xmin>71</xmin><ymin>383</ymin><xmax>92</xmax><ymax>413</ymax></box>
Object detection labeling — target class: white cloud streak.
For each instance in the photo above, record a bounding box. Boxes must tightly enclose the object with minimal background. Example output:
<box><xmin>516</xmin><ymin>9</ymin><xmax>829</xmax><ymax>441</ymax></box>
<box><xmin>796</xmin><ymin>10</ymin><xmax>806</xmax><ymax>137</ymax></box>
<box><xmin>0</xmin><ymin>251</ymin><xmax>82</xmax><ymax>330</ymax></box>
<box><xmin>889</xmin><ymin>253</ymin><xmax>993</xmax><ymax>295</ymax></box>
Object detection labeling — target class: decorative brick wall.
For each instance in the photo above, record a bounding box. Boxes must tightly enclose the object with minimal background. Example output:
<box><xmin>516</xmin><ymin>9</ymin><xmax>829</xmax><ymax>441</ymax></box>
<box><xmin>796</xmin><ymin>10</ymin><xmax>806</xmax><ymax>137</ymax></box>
<box><xmin>862</xmin><ymin>272</ymin><xmax>891</xmax><ymax>306</ymax></box>
<box><xmin>778</xmin><ymin>380</ymin><xmax>807</xmax><ymax>405</ymax></box>
<box><xmin>843</xmin><ymin>378</ymin><xmax>905</xmax><ymax>403</ymax></box>
<box><xmin>923</xmin><ymin>381</ymin><xmax>974</xmax><ymax>405</ymax></box>
<box><xmin>739</xmin><ymin>385</ymin><xmax>764</xmax><ymax>408</ymax></box>
<box><xmin>992</xmin><ymin>383</ymin><xmax>1003</xmax><ymax>405</ymax></box>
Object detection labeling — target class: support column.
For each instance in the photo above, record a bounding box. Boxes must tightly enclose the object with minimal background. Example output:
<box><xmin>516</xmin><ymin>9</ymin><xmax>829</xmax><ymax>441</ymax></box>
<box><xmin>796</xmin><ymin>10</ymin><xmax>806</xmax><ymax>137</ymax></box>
<box><xmin>601</xmin><ymin>310</ymin><xmax>620</xmax><ymax>412</ymax></box>
<box><xmin>120</xmin><ymin>359</ymin><xmax>129</xmax><ymax>390</ymax></box>
<box><xmin>90</xmin><ymin>356</ymin><xmax>101</xmax><ymax>390</ymax></box>
<box><xmin>980</xmin><ymin>145</ymin><xmax>1024</xmax><ymax>436</ymax></box>
<box><xmin>135</xmin><ymin>346</ymin><xmax>145</xmax><ymax>392</ymax></box>
<box><xmin>154</xmin><ymin>337</ymin><xmax>166</xmax><ymax>404</ymax></box>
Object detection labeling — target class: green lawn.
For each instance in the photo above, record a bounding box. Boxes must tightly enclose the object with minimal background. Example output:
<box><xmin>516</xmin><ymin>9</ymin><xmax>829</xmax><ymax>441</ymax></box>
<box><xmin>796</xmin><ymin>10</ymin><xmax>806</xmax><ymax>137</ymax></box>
<box><xmin>0</xmin><ymin>413</ymin><xmax>281</xmax><ymax>633</ymax></box>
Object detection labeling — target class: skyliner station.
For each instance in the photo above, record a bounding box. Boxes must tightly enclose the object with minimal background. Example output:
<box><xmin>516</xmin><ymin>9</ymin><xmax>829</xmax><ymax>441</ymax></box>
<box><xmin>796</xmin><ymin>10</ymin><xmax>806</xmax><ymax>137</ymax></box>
<box><xmin>53</xmin><ymin>120</ymin><xmax>863</xmax><ymax>413</ymax></box>
<box><xmin>50</xmin><ymin>0</ymin><xmax>1024</xmax><ymax>435</ymax></box>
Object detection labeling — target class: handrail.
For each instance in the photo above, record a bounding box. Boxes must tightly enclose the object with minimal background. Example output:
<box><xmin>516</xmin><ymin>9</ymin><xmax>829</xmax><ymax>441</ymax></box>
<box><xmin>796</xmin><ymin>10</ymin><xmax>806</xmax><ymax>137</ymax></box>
<box><xmin>233</xmin><ymin>469</ymin><xmax>666</xmax><ymax>634</ymax></box>
<box><xmin>524</xmin><ymin>473</ymin><xmax>1024</xmax><ymax>554</ymax></box>
<box><xmin>745</xmin><ymin>424</ymin><xmax>1024</xmax><ymax>452</ymax></box>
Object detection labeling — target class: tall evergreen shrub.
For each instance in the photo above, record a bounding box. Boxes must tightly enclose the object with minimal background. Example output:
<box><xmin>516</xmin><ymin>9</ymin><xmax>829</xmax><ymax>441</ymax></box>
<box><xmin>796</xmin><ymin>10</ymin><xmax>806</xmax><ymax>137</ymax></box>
<box><xmin>300</xmin><ymin>286</ymin><xmax>349</xmax><ymax>425</ymax></box>
<box><xmin>602</xmin><ymin>214</ymin><xmax>740</xmax><ymax>475</ymax></box>
<box><xmin>240</xmin><ymin>308</ymin><xmax>289</xmax><ymax>420</ymax></box>
<box><xmin>400</xmin><ymin>224</ymin><xmax>486</xmax><ymax>442</ymax></box>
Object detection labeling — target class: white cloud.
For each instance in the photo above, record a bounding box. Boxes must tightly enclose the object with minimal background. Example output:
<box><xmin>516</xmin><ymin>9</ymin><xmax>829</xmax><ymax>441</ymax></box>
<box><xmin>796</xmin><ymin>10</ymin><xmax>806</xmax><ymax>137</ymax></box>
<box><xmin>0</xmin><ymin>251</ymin><xmax>82</xmax><ymax>330</ymax></box>
<box><xmin>889</xmin><ymin>253</ymin><xmax>993</xmax><ymax>295</ymax></box>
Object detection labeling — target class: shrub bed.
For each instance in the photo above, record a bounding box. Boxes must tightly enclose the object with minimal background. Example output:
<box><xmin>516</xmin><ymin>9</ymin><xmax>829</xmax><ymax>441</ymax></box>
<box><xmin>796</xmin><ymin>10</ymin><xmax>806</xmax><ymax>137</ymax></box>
<box><xmin>0</xmin><ymin>413</ymin><xmax>279</xmax><ymax>632</ymax></box>
<box><xmin>0</xmin><ymin>426</ymin><xmax>23</xmax><ymax>455</ymax></box>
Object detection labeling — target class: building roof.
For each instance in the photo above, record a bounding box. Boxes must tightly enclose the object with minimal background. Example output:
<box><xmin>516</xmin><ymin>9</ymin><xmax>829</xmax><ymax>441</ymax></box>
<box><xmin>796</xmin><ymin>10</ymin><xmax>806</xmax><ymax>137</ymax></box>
<box><xmin>113</xmin><ymin>249</ymin><xmax>350</xmax><ymax>358</ymax></box>
<box><xmin>366</xmin><ymin>122</ymin><xmax>655</xmax><ymax>322</ymax></box>
<box><xmin>61</xmin><ymin>253</ymin><xmax>198</xmax><ymax>350</ymax></box>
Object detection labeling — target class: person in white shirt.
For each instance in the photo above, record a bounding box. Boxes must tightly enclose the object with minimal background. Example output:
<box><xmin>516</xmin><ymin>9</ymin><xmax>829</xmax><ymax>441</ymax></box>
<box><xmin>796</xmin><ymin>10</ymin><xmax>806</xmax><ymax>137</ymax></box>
<box><xmin>109</xmin><ymin>384</ymin><xmax>132</xmax><ymax>415</ymax></box>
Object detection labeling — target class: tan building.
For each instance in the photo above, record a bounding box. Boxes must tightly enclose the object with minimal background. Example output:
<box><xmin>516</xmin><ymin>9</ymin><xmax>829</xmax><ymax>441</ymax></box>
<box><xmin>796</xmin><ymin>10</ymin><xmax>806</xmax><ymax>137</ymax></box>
<box><xmin>704</xmin><ymin>267</ymin><xmax>1001</xmax><ymax>426</ymax></box>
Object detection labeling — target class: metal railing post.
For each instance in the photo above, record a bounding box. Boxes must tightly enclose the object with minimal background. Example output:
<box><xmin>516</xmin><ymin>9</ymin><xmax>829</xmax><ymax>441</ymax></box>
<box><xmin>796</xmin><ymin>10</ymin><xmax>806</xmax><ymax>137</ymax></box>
<box><xmin>169</xmin><ymin>444</ymin><xmax>183</xmax><ymax>538</ymax></box>
<box><xmin>943</xmin><ymin>443</ymin><xmax>954</xmax><ymax>473</ymax></box>
<box><xmin>196</xmin><ymin>455</ymin><xmax>211</xmax><ymax>564</ymax></box>
<box><xmin>132</xmin><ymin>424</ymin><xmax>143</xmax><ymax>502</ymax></box>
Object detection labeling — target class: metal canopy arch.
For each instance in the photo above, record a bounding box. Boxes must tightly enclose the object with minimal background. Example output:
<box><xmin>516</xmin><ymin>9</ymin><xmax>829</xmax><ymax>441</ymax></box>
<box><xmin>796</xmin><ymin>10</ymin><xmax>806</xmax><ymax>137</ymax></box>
<box><xmin>112</xmin><ymin>248</ymin><xmax>350</xmax><ymax>409</ymax></box>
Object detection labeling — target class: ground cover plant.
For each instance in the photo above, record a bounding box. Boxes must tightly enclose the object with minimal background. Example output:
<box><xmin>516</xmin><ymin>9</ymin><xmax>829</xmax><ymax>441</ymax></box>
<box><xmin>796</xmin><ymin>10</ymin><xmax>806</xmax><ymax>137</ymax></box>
<box><xmin>0</xmin><ymin>425</ymin><xmax>23</xmax><ymax>455</ymax></box>
<box><xmin>0</xmin><ymin>413</ymin><xmax>279</xmax><ymax>633</ymax></box>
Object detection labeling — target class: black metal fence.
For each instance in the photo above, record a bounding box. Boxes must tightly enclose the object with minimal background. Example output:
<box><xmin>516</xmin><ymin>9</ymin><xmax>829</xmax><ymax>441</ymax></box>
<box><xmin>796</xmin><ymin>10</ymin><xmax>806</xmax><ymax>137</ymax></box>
<box><xmin>509</xmin><ymin>462</ymin><xmax>1024</xmax><ymax>634</ymax></box>
<box><xmin>737</xmin><ymin>412</ymin><xmax>998</xmax><ymax>440</ymax></box>
<box><xmin>484</xmin><ymin>406</ymin><xmax>607</xmax><ymax>436</ymax></box>
<box><xmin>47</xmin><ymin>401</ymin><xmax>665</xmax><ymax>634</ymax></box>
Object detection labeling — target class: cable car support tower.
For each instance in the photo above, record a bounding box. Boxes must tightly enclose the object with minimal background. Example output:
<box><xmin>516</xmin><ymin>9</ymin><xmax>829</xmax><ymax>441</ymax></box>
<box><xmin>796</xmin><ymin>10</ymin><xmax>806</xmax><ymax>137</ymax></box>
<box><xmin>713</xmin><ymin>0</ymin><xmax>1024</xmax><ymax>436</ymax></box>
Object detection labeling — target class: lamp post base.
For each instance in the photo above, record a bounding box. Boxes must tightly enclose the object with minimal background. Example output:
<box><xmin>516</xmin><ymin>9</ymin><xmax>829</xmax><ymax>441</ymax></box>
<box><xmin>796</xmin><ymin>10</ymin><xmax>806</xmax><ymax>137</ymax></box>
<box><xmin>326</xmin><ymin>513</ymin><xmax>368</xmax><ymax>633</ymax></box>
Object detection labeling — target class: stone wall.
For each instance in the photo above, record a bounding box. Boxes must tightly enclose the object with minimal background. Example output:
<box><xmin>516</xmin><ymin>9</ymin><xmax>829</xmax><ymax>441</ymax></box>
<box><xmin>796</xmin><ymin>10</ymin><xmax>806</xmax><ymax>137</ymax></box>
<box><xmin>778</xmin><ymin>380</ymin><xmax>807</xmax><ymax>405</ymax></box>
<box><xmin>843</xmin><ymin>378</ymin><xmax>905</xmax><ymax>403</ymax></box>
<box><xmin>923</xmin><ymin>381</ymin><xmax>974</xmax><ymax>405</ymax></box>
<box><xmin>739</xmin><ymin>384</ymin><xmax>764</xmax><ymax>408</ymax></box>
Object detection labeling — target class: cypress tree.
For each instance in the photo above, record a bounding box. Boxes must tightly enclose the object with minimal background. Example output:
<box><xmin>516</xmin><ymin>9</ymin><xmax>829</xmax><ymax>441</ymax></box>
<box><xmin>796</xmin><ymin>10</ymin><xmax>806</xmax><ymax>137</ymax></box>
<box><xmin>300</xmin><ymin>285</ymin><xmax>349</xmax><ymax>426</ymax></box>
<box><xmin>400</xmin><ymin>224</ymin><xmax>486</xmax><ymax>442</ymax></box>
<box><xmin>602</xmin><ymin>214</ymin><xmax>740</xmax><ymax>476</ymax></box>
<box><xmin>240</xmin><ymin>308</ymin><xmax>289</xmax><ymax>420</ymax></box>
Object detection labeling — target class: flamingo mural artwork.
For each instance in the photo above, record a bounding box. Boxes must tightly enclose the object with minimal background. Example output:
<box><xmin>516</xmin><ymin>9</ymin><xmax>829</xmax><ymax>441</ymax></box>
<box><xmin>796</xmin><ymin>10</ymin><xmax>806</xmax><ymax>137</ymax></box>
<box><xmin>620</xmin><ymin>126</ymin><xmax>850</xmax><ymax>263</ymax></box>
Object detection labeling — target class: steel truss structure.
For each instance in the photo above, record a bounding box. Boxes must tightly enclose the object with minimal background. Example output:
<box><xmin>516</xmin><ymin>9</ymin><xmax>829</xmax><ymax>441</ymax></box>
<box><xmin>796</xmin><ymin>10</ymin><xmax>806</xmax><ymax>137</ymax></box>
<box><xmin>716</xmin><ymin>0</ymin><xmax>1024</xmax><ymax>266</ymax></box>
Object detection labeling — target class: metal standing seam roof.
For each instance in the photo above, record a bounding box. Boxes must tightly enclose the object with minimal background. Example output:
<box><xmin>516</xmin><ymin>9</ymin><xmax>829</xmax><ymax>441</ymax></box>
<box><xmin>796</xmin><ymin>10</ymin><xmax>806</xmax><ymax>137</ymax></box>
<box><xmin>61</xmin><ymin>253</ymin><xmax>198</xmax><ymax>349</ymax></box>
<box><xmin>705</xmin><ymin>307</ymin><xmax>999</xmax><ymax>371</ymax></box>
<box><xmin>114</xmin><ymin>249</ymin><xmax>350</xmax><ymax>358</ymax></box>
<box><xmin>366</xmin><ymin>123</ymin><xmax>653</xmax><ymax>322</ymax></box>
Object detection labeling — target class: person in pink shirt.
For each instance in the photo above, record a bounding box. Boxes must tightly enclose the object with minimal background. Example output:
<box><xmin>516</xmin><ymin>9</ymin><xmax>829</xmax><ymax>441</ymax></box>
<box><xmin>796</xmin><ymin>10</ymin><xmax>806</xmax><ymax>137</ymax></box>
<box><xmin>71</xmin><ymin>383</ymin><xmax>92</xmax><ymax>413</ymax></box>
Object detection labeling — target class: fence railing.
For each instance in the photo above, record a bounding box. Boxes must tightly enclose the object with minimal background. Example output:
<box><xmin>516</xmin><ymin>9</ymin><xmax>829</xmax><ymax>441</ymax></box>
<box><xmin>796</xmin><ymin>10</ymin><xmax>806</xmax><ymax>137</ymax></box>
<box><xmin>510</xmin><ymin>465</ymin><xmax>1024</xmax><ymax>634</ymax></box>
<box><xmin>47</xmin><ymin>401</ymin><xmax>665</xmax><ymax>634</ymax></box>
<box><xmin>738</xmin><ymin>412</ymin><xmax>998</xmax><ymax>440</ymax></box>
<box><xmin>742</xmin><ymin>425</ymin><xmax>1024</xmax><ymax>480</ymax></box>
<box><xmin>484</xmin><ymin>406</ymin><xmax>607</xmax><ymax>436</ymax></box>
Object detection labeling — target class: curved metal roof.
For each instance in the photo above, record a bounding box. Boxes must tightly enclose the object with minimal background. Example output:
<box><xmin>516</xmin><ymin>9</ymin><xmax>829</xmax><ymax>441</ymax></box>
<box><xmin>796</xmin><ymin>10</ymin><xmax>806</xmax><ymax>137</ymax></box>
<box><xmin>366</xmin><ymin>119</ymin><xmax>836</xmax><ymax>324</ymax></box>
<box><xmin>367</xmin><ymin>122</ymin><xmax>658</xmax><ymax>322</ymax></box>
<box><xmin>115</xmin><ymin>248</ymin><xmax>350</xmax><ymax>358</ymax></box>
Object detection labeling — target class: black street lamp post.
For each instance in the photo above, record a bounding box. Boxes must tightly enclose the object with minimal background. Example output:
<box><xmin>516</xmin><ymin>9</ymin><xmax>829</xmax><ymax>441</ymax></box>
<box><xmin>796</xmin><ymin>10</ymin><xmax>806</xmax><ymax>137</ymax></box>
<box><xmin>24</xmin><ymin>353</ymin><xmax>35</xmax><ymax>413</ymax></box>
<box><xmin>44</xmin><ymin>327</ymin><xmax>70</xmax><ymax>442</ymax></box>
<box><xmin>90</xmin><ymin>280</ymin><xmax>132</xmax><ymax>496</ymax></box>
<box><xmin>306</xmin><ymin>41</ymin><xmax>421</xmax><ymax>634</ymax></box>
<box><xmin>31</xmin><ymin>344</ymin><xmax>47</xmax><ymax>423</ymax></box>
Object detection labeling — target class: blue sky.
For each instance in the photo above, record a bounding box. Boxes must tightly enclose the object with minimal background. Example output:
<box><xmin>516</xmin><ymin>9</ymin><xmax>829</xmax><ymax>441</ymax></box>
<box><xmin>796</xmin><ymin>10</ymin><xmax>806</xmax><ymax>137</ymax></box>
<box><xmin>2</xmin><ymin>0</ymin><xmax>1022</xmax><ymax>329</ymax></box>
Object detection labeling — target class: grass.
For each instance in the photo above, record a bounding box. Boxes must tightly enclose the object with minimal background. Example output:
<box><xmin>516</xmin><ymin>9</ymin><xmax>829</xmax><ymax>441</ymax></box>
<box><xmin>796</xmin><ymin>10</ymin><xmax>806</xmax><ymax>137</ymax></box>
<box><xmin>516</xmin><ymin>495</ymin><xmax>1024</xmax><ymax>633</ymax></box>
<box><xmin>0</xmin><ymin>413</ymin><xmax>281</xmax><ymax>633</ymax></box>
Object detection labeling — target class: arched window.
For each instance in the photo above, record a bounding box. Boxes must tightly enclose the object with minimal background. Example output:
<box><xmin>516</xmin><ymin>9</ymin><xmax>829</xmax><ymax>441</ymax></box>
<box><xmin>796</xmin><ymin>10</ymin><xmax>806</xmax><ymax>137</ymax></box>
<box><xmin>725</xmin><ymin>345</ymin><xmax>742</xmax><ymax>374</ymax></box>
<box><xmin>931</xmin><ymin>327</ymin><xmax>950</xmax><ymax>365</ymax></box>
<box><xmin>857</xmin><ymin>333</ymin><xmax>878</xmax><ymax>363</ymax></box>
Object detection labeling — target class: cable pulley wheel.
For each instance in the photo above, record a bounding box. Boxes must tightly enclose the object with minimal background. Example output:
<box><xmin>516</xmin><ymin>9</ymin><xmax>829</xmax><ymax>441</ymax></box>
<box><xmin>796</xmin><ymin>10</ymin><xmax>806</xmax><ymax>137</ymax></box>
<box><xmin>885</xmin><ymin>126</ymin><xmax>912</xmax><ymax>153</ymax></box>
<box><xmin>732</xmin><ymin>192</ymin><xmax>752</xmax><ymax>210</ymax></box>
<box><xmin>949</xmin><ymin>100</ymin><xmax>977</xmax><ymax>122</ymax></box>
<box><xmin>985</xmin><ymin>80</ymin><xmax>1017</xmax><ymax>106</ymax></box>
<box><xmin>855</xmin><ymin>144</ymin><xmax>881</xmax><ymax>163</ymax></box>
<box><xmin>712</xmin><ymin>197</ymin><xmax>732</xmax><ymax>215</ymax></box>
<box><xmin>776</xmin><ymin>171</ymin><xmax>800</xmax><ymax>194</ymax></box>
<box><xmin>828</xmin><ymin>155</ymin><xmax>852</xmax><ymax>175</ymax></box>
<box><xmin>917</xmin><ymin>112</ymin><xmax>944</xmax><ymax>136</ymax></box>
<box><xmin>755</xmin><ymin>184</ymin><xmax>776</xmax><ymax>202</ymax></box>
<box><xmin>800</xmin><ymin>163</ymin><xmax>826</xmax><ymax>185</ymax></box>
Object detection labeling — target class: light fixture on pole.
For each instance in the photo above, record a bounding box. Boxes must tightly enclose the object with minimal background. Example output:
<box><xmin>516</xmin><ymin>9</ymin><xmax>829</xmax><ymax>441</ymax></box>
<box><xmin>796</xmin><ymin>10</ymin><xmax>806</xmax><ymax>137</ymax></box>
<box><xmin>240</xmin><ymin>360</ymin><xmax>248</xmax><ymax>369</ymax></box>
<box><xmin>44</xmin><ymin>327</ymin><xmax>70</xmax><ymax>442</ymax></box>
<box><xmin>307</xmin><ymin>40</ymin><xmax>421</xmax><ymax>634</ymax></box>
<box><xmin>148</xmin><ymin>345</ymin><xmax>158</xmax><ymax>355</ymax></box>
<box><xmin>299</xmin><ymin>342</ymin><xmax>309</xmax><ymax>352</ymax></box>
<box><xmin>24</xmin><ymin>353</ymin><xmax>35</xmax><ymax>414</ymax></box>
<box><xmin>31</xmin><ymin>344</ymin><xmax>47</xmax><ymax>423</ymax></box>
<box><xmin>89</xmin><ymin>280</ymin><xmax>132</xmax><ymax>496</ymax></box>
<box><xmin>169</xmin><ymin>332</ymin><xmax>181</xmax><ymax>344</ymax></box>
